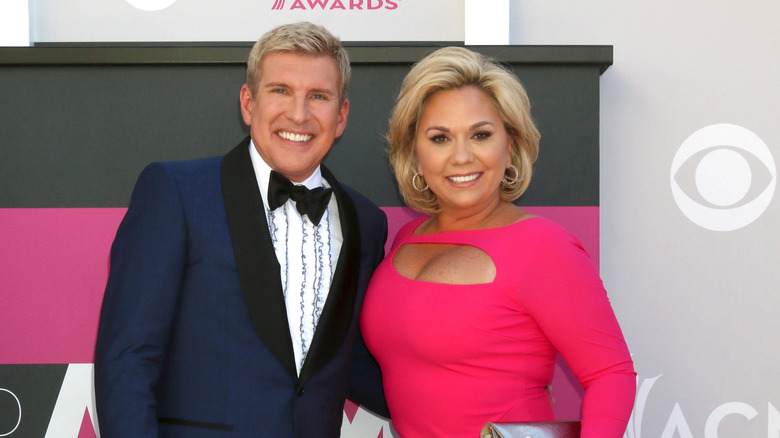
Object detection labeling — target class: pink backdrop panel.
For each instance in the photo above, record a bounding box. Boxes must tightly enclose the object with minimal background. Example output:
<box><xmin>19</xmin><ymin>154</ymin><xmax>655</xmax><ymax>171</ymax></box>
<box><xmin>1</xmin><ymin>205</ymin><xmax>596</xmax><ymax>419</ymax></box>
<box><xmin>0</xmin><ymin>208</ymin><xmax>125</xmax><ymax>364</ymax></box>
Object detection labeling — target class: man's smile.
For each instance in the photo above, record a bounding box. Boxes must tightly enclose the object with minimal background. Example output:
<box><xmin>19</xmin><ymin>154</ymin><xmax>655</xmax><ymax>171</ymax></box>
<box><xmin>277</xmin><ymin>131</ymin><xmax>313</xmax><ymax>142</ymax></box>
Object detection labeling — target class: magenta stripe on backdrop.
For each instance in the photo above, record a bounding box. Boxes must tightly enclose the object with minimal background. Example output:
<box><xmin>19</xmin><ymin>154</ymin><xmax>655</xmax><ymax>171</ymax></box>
<box><xmin>0</xmin><ymin>206</ymin><xmax>598</xmax><ymax>365</ymax></box>
<box><xmin>1</xmin><ymin>208</ymin><xmax>126</xmax><ymax>364</ymax></box>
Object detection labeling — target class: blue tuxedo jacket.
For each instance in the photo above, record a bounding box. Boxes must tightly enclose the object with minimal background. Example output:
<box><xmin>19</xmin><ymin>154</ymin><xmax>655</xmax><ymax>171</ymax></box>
<box><xmin>94</xmin><ymin>138</ymin><xmax>388</xmax><ymax>437</ymax></box>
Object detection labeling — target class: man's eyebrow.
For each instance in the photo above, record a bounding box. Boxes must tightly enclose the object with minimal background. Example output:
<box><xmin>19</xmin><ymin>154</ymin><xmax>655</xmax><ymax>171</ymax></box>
<box><xmin>309</xmin><ymin>88</ymin><xmax>337</xmax><ymax>96</ymax></box>
<box><xmin>262</xmin><ymin>83</ymin><xmax>336</xmax><ymax>96</ymax></box>
<box><xmin>263</xmin><ymin>82</ymin><xmax>288</xmax><ymax>89</ymax></box>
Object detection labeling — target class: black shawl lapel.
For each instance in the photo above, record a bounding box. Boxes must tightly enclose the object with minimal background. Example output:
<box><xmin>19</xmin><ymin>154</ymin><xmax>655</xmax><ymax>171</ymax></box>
<box><xmin>221</xmin><ymin>137</ymin><xmax>297</xmax><ymax>378</ymax></box>
<box><xmin>298</xmin><ymin>164</ymin><xmax>361</xmax><ymax>385</ymax></box>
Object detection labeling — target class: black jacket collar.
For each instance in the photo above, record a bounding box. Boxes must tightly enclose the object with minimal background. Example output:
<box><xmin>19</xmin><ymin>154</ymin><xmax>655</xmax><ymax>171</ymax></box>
<box><xmin>221</xmin><ymin>137</ymin><xmax>360</xmax><ymax>383</ymax></box>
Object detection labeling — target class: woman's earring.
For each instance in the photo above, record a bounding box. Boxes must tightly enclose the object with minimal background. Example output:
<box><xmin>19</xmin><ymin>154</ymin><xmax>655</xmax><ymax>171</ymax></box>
<box><xmin>502</xmin><ymin>165</ymin><xmax>519</xmax><ymax>186</ymax></box>
<box><xmin>412</xmin><ymin>172</ymin><xmax>429</xmax><ymax>192</ymax></box>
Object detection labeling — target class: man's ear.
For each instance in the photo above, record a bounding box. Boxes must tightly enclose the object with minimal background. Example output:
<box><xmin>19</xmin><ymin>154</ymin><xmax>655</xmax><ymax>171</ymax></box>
<box><xmin>334</xmin><ymin>98</ymin><xmax>349</xmax><ymax>138</ymax></box>
<box><xmin>239</xmin><ymin>84</ymin><xmax>253</xmax><ymax>126</ymax></box>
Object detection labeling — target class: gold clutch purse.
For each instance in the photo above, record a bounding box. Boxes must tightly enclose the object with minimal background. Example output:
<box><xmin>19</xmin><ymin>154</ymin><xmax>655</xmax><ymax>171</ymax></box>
<box><xmin>480</xmin><ymin>420</ymin><xmax>581</xmax><ymax>438</ymax></box>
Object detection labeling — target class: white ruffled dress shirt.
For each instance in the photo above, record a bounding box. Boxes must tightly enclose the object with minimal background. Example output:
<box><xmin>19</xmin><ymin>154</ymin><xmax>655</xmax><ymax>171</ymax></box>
<box><xmin>248</xmin><ymin>141</ymin><xmax>343</xmax><ymax>375</ymax></box>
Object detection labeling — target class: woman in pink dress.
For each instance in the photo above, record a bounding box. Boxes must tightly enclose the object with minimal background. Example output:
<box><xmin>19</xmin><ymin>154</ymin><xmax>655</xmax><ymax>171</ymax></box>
<box><xmin>360</xmin><ymin>47</ymin><xmax>636</xmax><ymax>438</ymax></box>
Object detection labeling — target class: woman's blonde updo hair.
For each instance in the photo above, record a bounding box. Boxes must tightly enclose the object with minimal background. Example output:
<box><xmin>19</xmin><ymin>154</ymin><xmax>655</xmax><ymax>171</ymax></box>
<box><xmin>387</xmin><ymin>46</ymin><xmax>540</xmax><ymax>215</ymax></box>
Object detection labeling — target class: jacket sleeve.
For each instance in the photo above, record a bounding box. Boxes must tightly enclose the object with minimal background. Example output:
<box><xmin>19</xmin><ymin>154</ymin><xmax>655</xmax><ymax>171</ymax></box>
<box><xmin>94</xmin><ymin>162</ymin><xmax>188</xmax><ymax>438</ymax></box>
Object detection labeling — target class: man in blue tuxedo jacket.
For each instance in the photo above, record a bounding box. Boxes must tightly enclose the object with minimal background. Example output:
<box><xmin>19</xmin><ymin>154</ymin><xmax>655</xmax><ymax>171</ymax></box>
<box><xmin>94</xmin><ymin>22</ymin><xmax>389</xmax><ymax>437</ymax></box>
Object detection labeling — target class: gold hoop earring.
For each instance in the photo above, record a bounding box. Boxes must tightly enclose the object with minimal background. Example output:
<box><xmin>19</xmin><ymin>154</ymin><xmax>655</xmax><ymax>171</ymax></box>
<box><xmin>502</xmin><ymin>165</ymin><xmax>519</xmax><ymax>186</ymax></box>
<box><xmin>412</xmin><ymin>172</ymin><xmax>429</xmax><ymax>192</ymax></box>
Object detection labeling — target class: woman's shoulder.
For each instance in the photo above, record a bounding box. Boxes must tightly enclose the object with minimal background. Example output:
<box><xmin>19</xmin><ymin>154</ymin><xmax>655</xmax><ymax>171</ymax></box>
<box><xmin>399</xmin><ymin>216</ymin><xmax>428</xmax><ymax>234</ymax></box>
<box><xmin>389</xmin><ymin>216</ymin><xmax>428</xmax><ymax>248</ymax></box>
<box><xmin>504</xmin><ymin>216</ymin><xmax>586</xmax><ymax>255</ymax></box>
<box><xmin>499</xmin><ymin>215</ymin><xmax>569</xmax><ymax>237</ymax></box>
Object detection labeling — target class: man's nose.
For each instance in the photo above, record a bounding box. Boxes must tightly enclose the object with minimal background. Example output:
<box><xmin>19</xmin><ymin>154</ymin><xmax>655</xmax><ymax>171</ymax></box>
<box><xmin>287</xmin><ymin>96</ymin><xmax>310</xmax><ymax>124</ymax></box>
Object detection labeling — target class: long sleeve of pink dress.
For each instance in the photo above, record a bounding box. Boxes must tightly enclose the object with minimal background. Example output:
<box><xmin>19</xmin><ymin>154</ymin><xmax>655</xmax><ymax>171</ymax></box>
<box><xmin>360</xmin><ymin>217</ymin><xmax>636</xmax><ymax>438</ymax></box>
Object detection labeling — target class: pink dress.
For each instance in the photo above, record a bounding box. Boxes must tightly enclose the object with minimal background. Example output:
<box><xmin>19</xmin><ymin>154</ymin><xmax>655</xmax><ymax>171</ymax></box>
<box><xmin>360</xmin><ymin>217</ymin><xmax>636</xmax><ymax>438</ymax></box>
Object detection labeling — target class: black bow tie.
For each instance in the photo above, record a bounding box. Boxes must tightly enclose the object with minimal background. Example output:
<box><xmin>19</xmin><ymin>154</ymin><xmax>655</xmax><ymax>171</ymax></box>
<box><xmin>268</xmin><ymin>170</ymin><xmax>333</xmax><ymax>225</ymax></box>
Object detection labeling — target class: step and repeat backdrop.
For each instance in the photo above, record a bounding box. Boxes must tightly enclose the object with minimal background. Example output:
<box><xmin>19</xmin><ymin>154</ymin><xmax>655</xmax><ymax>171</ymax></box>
<box><xmin>14</xmin><ymin>1</ymin><xmax>773</xmax><ymax>437</ymax></box>
<box><xmin>0</xmin><ymin>3</ymin><xmax>611</xmax><ymax>433</ymax></box>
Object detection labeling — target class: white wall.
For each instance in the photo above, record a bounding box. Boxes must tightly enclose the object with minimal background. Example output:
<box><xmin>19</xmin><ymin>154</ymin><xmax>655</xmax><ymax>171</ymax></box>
<box><xmin>0</xmin><ymin>0</ymin><xmax>29</xmax><ymax>46</ymax></box>
<box><xmin>513</xmin><ymin>2</ymin><xmax>780</xmax><ymax>437</ymax></box>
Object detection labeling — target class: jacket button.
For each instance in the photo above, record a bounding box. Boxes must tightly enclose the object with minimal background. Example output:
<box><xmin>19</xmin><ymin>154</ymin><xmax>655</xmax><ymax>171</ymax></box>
<box><xmin>296</xmin><ymin>388</ymin><xmax>305</xmax><ymax>397</ymax></box>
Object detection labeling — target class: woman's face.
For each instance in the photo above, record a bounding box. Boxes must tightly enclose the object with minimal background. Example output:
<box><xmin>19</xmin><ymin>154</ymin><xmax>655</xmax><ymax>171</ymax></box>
<box><xmin>414</xmin><ymin>86</ymin><xmax>513</xmax><ymax>216</ymax></box>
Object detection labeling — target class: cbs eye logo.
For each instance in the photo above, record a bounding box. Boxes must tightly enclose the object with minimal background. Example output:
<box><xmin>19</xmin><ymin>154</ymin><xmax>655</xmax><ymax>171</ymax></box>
<box><xmin>126</xmin><ymin>0</ymin><xmax>177</xmax><ymax>11</ymax></box>
<box><xmin>671</xmin><ymin>123</ymin><xmax>775</xmax><ymax>231</ymax></box>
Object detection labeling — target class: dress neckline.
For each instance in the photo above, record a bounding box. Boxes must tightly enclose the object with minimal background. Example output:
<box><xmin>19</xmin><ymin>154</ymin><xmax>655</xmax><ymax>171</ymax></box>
<box><xmin>391</xmin><ymin>217</ymin><xmax>541</xmax><ymax>286</ymax></box>
<box><xmin>409</xmin><ymin>215</ymin><xmax>540</xmax><ymax>238</ymax></box>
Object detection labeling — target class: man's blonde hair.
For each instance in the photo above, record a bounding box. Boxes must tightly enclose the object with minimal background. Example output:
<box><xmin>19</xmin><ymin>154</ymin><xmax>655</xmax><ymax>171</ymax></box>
<box><xmin>245</xmin><ymin>22</ymin><xmax>350</xmax><ymax>103</ymax></box>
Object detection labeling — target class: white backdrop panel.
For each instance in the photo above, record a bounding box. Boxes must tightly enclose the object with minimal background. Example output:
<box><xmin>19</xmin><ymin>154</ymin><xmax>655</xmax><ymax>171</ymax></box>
<box><xmin>511</xmin><ymin>2</ymin><xmax>780</xmax><ymax>437</ymax></box>
<box><xmin>29</xmin><ymin>0</ymin><xmax>464</xmax><ymax>43</ymax></box>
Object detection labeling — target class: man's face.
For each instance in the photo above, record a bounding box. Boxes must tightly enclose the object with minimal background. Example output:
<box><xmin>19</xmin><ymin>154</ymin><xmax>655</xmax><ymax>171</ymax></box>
<box><xmin>240</xmin><ymin>52</ymin><xmax>349</xmax><ymax>182</ymax></box>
